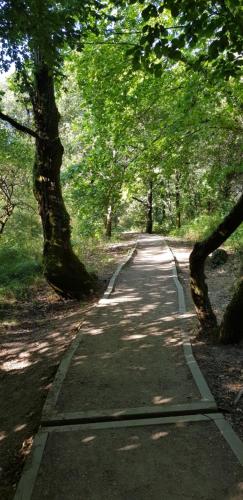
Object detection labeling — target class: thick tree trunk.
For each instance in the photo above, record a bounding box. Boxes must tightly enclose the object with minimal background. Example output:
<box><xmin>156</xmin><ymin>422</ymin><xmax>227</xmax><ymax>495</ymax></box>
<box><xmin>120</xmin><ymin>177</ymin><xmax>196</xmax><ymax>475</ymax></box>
<box><xmin>189</xmin><ymin>193</ymin><xmax>243</xmax><ymax>336</ymax></box>
<box><xmin>106</xmin><ymin>205</ymin><xmax>112</xmax><ymax>238</ymax></box>
<box><xmin>146</xmin><ymin>180</ymin><xmax>153</xmax><ymax>234</ymax></box>
<box><xmin>32</xmin><ymin>62</ymin><xmax>93</xmax><ymax>299</ymax></box>
<box><xmin>220</xmin><ymin>275</ymin><xmax>243</xmax><ymax>344</ymax></box>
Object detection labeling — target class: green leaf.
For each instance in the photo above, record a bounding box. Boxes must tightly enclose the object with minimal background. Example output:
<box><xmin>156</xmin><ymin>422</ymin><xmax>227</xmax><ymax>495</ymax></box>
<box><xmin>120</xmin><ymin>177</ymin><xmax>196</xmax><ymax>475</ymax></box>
<box><xmin>171</xmin><ymin>37</ymin><xmax>185</xmax><ymax>49</ymax></box>
<box><xmin>208</xmin><ymin>40</ymin><xmax>220</xmax><ymax>60</ymax></box>
<box><xmin>142</xmin><ymin>4</ymin><xmax>158</xmax><ymax>21</ymax></box>
<box><xmin>154</xmin><ymin>43</ymin><xmax>163</xmax><ymax>59</ymax></box>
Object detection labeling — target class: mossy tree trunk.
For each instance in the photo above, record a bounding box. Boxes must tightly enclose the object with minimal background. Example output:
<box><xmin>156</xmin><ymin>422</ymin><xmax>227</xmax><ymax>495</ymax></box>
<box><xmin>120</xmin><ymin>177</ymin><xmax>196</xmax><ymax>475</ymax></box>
<box><xmin>32</xmin><ymin>61</ymin><xmax>93</xmax><ymax>298</ymax></box>
<box><xmin>189</xmin><ymin>193</ymin><xmax>243</xmax><ymax>340</ymax></box>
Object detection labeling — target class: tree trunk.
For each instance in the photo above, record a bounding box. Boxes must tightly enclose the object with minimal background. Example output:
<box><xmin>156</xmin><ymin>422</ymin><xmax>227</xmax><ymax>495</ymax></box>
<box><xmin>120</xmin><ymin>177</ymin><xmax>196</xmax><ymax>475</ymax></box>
<box><xmin>189</xmin><ymin>193</ymin><xmax>243</xmax><ymax>335</ymax></box>
<box><xmin>146</xmin><ymin>180</ymin><xmax>153</xmax><ymax>234</ymax></box>
<box><xmin>175</xmin><ymin>172</ymin><xmax>181</xmax><ymax>229</ymax></box>
<box><xmin>189</xmin><ymin>244</ymin><xmax>218</xmax><ymax>333</ymax></box>
<box><xmin>32</xmin><ymin>62</ymin><xmax>93</xmax><ymax>299</ymax></box>
<box><xmin>106</xmin><ymin>205</ymin><xmax>112</xmax><ymax>238</ymax></box>
<box><xmin>0</xmin><ymin>203</ymin><xmax>15</xmax><ymax>235</ymax></box>
<box><xmin>220</xmin><ymin>275</ymin><xmax>243</xmax><ymax>344</ymax></box>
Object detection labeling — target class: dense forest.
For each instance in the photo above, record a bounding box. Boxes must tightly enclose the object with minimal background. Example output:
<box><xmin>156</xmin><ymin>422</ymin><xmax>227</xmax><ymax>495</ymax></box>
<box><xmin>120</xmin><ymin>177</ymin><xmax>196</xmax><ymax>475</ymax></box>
<box><xmin>0</xmin><ymin>2</ymin><xmax>243</xmax><ymax>499</ymax></box>
<box><xmin>0</xmin><ymin>1</ymin><xmax>242</xmax><ymax>337</ymax></box>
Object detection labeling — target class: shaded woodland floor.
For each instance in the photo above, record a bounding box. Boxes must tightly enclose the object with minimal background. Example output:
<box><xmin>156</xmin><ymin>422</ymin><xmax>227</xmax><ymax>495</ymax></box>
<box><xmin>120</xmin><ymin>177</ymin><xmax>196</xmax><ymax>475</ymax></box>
<box><xmin>0</xmin><ymin>236</ymin><xmax>137</xmax><ymax>500</ymax></box>
<box><xmin>0</xmin><ymin>234</ymin><xmax>242</xmax><ymax>500</ymax></box>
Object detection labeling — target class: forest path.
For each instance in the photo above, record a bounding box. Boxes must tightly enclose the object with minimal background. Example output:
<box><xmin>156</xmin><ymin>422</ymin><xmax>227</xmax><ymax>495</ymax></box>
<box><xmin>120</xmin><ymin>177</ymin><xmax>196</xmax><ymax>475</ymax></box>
<box><xmin>15</xmin><ymin>235</ymin><xmax>243</xmax><ymax>499</ymax></box>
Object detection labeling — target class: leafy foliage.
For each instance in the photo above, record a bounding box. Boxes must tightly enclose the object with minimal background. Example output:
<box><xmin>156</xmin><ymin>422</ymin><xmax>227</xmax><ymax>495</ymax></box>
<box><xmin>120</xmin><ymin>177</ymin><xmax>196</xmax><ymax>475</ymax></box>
<box><xmin>127</xmin><ymin>0</ymin><xmax>243</xmax><ymax>77</ymax></box>
<box><xmin>0</xmin><ymin>0</ymin><xmax>242</xmax><ymax>300</ymax></box>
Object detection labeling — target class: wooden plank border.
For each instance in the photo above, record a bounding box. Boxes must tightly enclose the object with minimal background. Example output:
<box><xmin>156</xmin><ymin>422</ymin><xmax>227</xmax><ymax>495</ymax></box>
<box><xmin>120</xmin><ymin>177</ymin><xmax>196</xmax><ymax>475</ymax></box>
<box><xmin>42</xmin><ymin>240</ymin><xmax>138</xmax><ymax>419</ymax></box>
<box><xmin>164</xmin><ymin>239</ymin><xmax>215</xmax><ymax>403</ymax></box>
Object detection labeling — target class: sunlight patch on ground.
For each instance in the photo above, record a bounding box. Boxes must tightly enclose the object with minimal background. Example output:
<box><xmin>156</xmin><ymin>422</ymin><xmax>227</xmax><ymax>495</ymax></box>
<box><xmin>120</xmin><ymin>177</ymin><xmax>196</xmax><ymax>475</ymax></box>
<box><xmin>151</xmin><ymin>431</ymin><xmax>169</xmax><ymax>440</ymax></box>
<box><xmin>2</xmin><ymin>359</ymin><xmax>32</xmax><ymax>370</ymax></box>
<box><xmin>2</xmin><ymin>352</ymin><xmax>32</xmax><ymax>370</ymax></box>
<box><xmin>118</xmin><ymin>443</ymin><xmax>140</xmax><ymax>451</ymax></box>
<box><xmin>82</xmin><ymin>436</ymin><xmax>96</xmax><ymax>444</ymax></box>
<box><xmin>14</xmin><ymin>424</ymin><xmax>27</xmax><ymax>432</ymax></box>
<box><xmin>108</xmin><ymin>296</ymin><xmax>141</xmax><ymax>305</ymax></box>
<box><xmin>121</xmin><ymin>334</ymin><xmax>147</xmax><ymax>340</ymax></box>
<box><xmin>161</xmin><ymin>315</ymin><xmax>176</xmax><ymax>322</ymax></box>
<box><xmin>87</xmin><ymin>328</ymin><xmax>104</xmax><ymax>336</ymax></box>
<box><xmin>152</xmin><ymin>396</ymin><xmax>173</xmax><ymax>405</ymax></box>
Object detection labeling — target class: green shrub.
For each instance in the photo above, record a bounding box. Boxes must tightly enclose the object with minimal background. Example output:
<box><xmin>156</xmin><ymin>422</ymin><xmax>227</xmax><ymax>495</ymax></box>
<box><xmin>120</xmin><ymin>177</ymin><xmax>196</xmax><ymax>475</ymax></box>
<box><xmin>169</xmin><ymin>212</ymin><xmax>243</xmax><ymax>251</ymax></box>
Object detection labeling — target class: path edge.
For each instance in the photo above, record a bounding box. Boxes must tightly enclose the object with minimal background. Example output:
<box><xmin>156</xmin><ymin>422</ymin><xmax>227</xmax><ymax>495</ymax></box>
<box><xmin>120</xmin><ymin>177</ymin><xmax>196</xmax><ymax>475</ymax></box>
<box><xmin>14</xmin><ymin>431</ymin><xmax>48</xmax><ymax>500</ymax></box>
<box><xmin>164</xmin><ymin>239</ymin><xmax>215</xmax><ymax>403</ymax></box>
<box><xmin>165</xmin><ymin>237</ymin><xmax>243</xmax><ymax>467</ymax></box>
<box><xmin>42</xmin><ymin>239</ymin><xmax>138</xmax><ymax>419</ymax></box>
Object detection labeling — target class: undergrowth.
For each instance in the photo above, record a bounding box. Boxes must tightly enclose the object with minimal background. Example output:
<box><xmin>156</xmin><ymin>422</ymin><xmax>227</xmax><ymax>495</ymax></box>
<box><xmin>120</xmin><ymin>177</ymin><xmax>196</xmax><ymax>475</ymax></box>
<box><xmin>0</xmin><ymin>214</ymin><xmax>129</xmax><ymax>304</ymax></box>
<box><xmin>0</xmin><ymin>245</ymin><xmax>43</xmax><ymax>301</ymax></box>
<box><xmin>0</xmin><ymin>210</ymin><xmax>43</xmax><ymax>301</ymax></box>
<box><xmin>169</xmin><ymin>213</ymin><xmax>243</xmax><ymax>251</ymax></box>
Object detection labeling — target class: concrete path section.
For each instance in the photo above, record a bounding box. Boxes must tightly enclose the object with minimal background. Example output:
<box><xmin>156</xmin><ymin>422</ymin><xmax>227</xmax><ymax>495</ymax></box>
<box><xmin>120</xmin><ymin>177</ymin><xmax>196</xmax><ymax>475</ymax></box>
<box><xmin>16</xmin><ymin>415</ymin><xmax>243</xmax><ymax>500</ymax></box>
<box><xmin>14</xmin><ymin>235</ymin><xmax>243</xmax><ymax>500</ymax></box>
<box><xmin>44</xmin><ymin>236</ymin><xmax>205</xmax><ymax>419</ymax></box>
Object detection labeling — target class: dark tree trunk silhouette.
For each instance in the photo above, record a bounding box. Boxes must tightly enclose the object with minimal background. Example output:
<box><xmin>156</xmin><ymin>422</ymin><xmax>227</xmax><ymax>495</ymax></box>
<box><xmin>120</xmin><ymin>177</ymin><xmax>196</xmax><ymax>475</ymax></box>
<box><xmin>220</xmin><ymin>274</ymin><xmax>243</xmax><ymax>344</ymax></box>
<box><xmin>133</xmin><ymin>179</ymin><xmax>153</xmax><ymax>234</ymax></box>
<box><xmin>105</xmin><ymin>205</ymin><xmax>112</xmax><ymax>238</ymax></box>
<box><xmin>146</xmin><ymin>180</ymin><xmax>153</xmax><ymax>234</ymax></box>
<box><xmin>175</xmin><ymin>172</ymin><xmax>181</xmax><ymax>229</ymax></box>
<box><xmin>189</xmin><ymin>193</ymin><xmax>243</xmax><ymax>340</ymax></box>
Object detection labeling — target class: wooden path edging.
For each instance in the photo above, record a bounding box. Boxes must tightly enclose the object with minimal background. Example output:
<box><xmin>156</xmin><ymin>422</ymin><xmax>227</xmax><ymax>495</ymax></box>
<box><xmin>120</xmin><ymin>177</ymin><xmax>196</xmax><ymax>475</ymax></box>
<box><xmin>14</xmin><ymin>412</ymin><xmax>243</xmax><ymax>500</ymax></box>
<box><xmin>164</xmin><ymin>239</ymin><xmax>215</xmax><ymax>403</ymax></box>
<box><xmin>42</xmin><ymin>240</ymin><xmax>138</xmax><ymax>419</ymax></box>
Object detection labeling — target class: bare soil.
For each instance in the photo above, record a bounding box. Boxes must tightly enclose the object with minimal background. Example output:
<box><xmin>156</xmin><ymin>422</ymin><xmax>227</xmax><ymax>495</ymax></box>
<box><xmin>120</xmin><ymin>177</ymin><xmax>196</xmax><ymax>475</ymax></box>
<box><xmin>0</xmin><ymin>235</ymin><xmax>137</xmax><ymax>500</ymax></box>
<box><xmin>167</xmin><ymin>237</ymin><xmax>243</xmax><ymax>442</ymax></box>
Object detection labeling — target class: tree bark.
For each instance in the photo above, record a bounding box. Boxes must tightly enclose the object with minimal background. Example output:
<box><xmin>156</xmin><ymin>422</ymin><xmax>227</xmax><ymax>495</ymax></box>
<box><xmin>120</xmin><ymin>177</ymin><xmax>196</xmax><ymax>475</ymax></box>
<box><xmin>0</xmin><ymin>203</ymin><xmax>15</xmax><ymax>235</ymax></box>
<box><xmin>220</xmin><ymin>275</ymin><xmax>243</xmax><ymax>344</ymax></box>
<box><xmin>146</xmin><ymin>180</ymin><xmax>153</xmax><ymax>234</ymax></box>
<box><xmin>32</xmin><ymin>62</ymin><xmax>93</xmax><ymax>299</ymax></box>
<box><xmin>105</xmin><ymin>205</ymin><xmax>112</xmax><ymax>238</ymax></box>
<box><xmin>0</xmin><ymin>177</ymin><xmax>16</xmax><ymax>235</ymax></box>
<box><xmin>175</xmin><ymin>172</ymin><xmax>181</xmax><ymax>229</ymax></box>
<box><xmin>189</xmin><ymin>193</ymin><xmax>243</xmax><ymax>336</ymax></box>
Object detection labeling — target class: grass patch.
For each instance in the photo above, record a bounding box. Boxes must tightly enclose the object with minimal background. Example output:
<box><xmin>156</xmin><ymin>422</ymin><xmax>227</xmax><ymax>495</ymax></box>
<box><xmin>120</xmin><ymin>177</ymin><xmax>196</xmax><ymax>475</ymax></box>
<box><xmin>0</xmin><ymin>246</ymin><xmax>43</xmax><ymax>301</ymax></box>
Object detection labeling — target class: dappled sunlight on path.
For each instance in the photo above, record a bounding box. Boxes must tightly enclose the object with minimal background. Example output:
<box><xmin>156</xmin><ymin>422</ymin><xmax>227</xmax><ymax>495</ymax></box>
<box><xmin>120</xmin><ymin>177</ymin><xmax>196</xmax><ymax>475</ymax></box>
<box><xmin>14</xmin><ymin>235</ymin><xmax>243</xmax><ymax>500</ymax></box>
<box><xmin>55</xmin><ymin>235</ymin><xmax>199</xmax><ymax>413</ymax></box>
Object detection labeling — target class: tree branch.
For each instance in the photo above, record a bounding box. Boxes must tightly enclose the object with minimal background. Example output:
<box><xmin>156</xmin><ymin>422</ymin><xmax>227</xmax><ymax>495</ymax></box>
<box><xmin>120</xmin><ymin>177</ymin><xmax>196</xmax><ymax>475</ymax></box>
<box><xmin>132</xmin><ymin>196</ymin><xmax>147</xmax><ymax>206</ymax></box>
<box><xmin>0</xmin><ymin>111</ymin><xmax>39</xmax><ymax>139</ymax></box>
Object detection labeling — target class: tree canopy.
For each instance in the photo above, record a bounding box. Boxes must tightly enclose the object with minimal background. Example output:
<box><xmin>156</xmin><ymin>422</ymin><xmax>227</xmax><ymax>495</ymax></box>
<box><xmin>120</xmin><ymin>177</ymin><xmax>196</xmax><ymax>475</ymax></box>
<box><xmin>0</xmin><ymin>0</ymin><xmax>242</xmax><ymax>340</ymax></box>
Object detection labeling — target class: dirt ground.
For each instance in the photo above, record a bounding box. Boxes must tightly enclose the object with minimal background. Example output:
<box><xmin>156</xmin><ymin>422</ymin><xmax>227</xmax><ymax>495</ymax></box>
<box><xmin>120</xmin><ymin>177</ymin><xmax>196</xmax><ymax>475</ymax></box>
<box><xmin>0</xmin><ymin>235</ymin><xmax>137</xmax><ymax>500</ymax></box>
<box><xmin>167</xmin><ymin>237</ymin><xmax>243</xmax><ymax>442</ymax></box>
<box><xmin>1</xmin><ymin>233</ymin><xmax>242</xmax><ymax>500</ymax></box>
